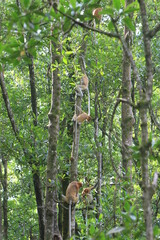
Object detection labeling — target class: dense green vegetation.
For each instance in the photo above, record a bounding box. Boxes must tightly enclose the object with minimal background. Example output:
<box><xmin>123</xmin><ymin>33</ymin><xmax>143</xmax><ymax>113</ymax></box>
<box><xmin>0</xmin><ymin>0</ymin><xmax>160</xmax><ymax>239</ymax></box>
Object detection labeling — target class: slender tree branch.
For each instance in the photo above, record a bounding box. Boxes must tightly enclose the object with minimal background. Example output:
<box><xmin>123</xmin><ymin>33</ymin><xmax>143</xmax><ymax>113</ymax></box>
<box><xmin>117</xmin><ymin>98</ymin><xmax>136</xmax><ymax>108</ymax></box>
<box><xmin>109</xmin><ymin>98</ymin><xmax>122</xmax><ymax>179</ymax></box>
<box><xmin>0</xmin><ymin>72</ymin><xmax>19</xmax><ymax>138</ymax></box>
<box><xmin>56</xmin><ymin>8</ymin><xmax>120</xmax><ymax>39</ymax></box>
<box><xmin>149</xmin><ymin>106</ymin><xmax>160</xmax><ymax>130</ymax></box>
<box><xmin>148</xmin><ymin>23</ymin><xmax>160</xmax><ymax>39</ymax></box>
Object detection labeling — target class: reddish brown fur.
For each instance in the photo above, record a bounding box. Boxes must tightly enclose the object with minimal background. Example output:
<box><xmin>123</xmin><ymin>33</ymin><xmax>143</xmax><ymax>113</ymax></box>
<box><xmin>73</xmin><ymin>112</ymin><xmax>91</xmax><ymax>123</ymax></box>
<box><xmin>82</xmin><ymin>187</ymin><xmax>94</xmax><ymax>204</ymax></box>
<box><xmin>65</xmin><ymin>181</ymin><xmax>83</xmax><ymax>204</ymax></box>
<box><xmin>82</xmin><ymin>74</ymin><xmax>89</xmax><ymax>88</ymax></box>
<box><xmin>82</xmin><ymin>187</ymin><xmax>92</xmax><ymax>196</ymax></box>
<box><xmin>92</xmin><ymin>8</ymin><xmax>102</xmax><ymax>20</ymax></box>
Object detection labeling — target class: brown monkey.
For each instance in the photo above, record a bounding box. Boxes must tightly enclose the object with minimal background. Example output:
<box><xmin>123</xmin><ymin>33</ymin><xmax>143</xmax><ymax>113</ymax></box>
<box><xmin>62</xmin><ymin>181</ymin><xmax>82</xmax><ymax>238</ymax></box>
<box><xmin>72</xmin><ymin>112</ymin><xmax>91</xmax><ymax>124</ymax></box>
<box><xmin>62</xmin><ymin>181</ymin><xmax>83</xmax><ymax>204</ymax></box>
<box><xmin>82</xmin><ymin>182</ymin><xmax>98</xmax><ymax>205</ymax></box>
<box><xmin>92</xmin><ymin>8</ymin><xmax>102</xmax><ymax>20</ymax></box>
<box><xmin>76</xmin><ymin>74</ymin><xmax>89</xmax><ymax>97</ymax></box>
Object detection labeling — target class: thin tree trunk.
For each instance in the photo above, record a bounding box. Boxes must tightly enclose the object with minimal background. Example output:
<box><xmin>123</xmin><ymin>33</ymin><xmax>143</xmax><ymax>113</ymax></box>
<box><xmin>28</xmin><ymin>55</ymin><xmax>38</xmax><ymax>126</ymax></box>
<box><xmin>0</xmin><ymin>163</ymin><xmax>2</xmax><ymax>240</ymax></box>
<box><xmin>115</xmin><ymin>0</ymin><xmax>158</xmax><ymax>238</ymax></box>
<box><xmin>2</xmin><ymin>155</ymin><xmax>8</xmax><ymax>240</ymax></box>
<box><xmin>27</xmin><ymin>52</ymin><xmax>44</xmax><ymax>240</ymax></box>
<box><xmin>0</xmin><ymin>153</ymin><xmax>8</xmax><ymax>240</ymax></box>
<box><xmin>15</xmin><ymin>1</ymin><xmax>45</xmax><ymax>238</ymax></box>
<box><xmin>122</xmin><ymin>0</ymin><xmax>134</xmax><ymax>189</ymax></box>
<box><xmin>138</xmin><ymin>1</ymin><xmax>155</xmax><ymax>239</ymax></box>
<box><xmin>44</xmin><ymin>1</ymin><xmax>62</xmax><ymax>238</ymax></box>
<box><xmin>94</xmin><ymin>79</ymin><xmax>102</xmax><ymax>223</ymax></box>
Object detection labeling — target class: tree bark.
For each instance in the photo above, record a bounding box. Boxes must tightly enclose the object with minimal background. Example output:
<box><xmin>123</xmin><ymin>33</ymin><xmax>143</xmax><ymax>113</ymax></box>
<box><xmin>2</xmin><ymin>155</ymin><xmax>8</xmax><ymax>240</ymax></box>
<box><xmin>122</xmin><ymin>0</ymin><xmax>134</xmax><ymax>188</ymax></box>
<box><xmin>94</xmin><ymin>79</ymin><xmax>102</xmax><ymax>224</ymax></box>
<box><xmin>28</xmin><ymin>55</ymin><xmax>38</xmax><ymax>126</ymax></box>
<box><xmin>27</xmin><ymin>52</ymin><xmax>44</xmax><ymax>240</ymax></box>
<box><xmin>0</xmin><ymin>163</ymin><xmax>2</xmax><ymax>240</ymax></box>
<box><xmin>44</xmin><ymin>1</ymin><xmax>62</xmax><ymax>238</ymax></box>
<box><xmin>118</xmin><ymin>0</ymin><xmax>157</xmax><ymax>238</ymax></box>
<box><xmin>138</xmin><ymin>1</ymin><xmax>155</xmax><ymax>239</ymax></box>
<box><xmin>15</xmin><ymin>1</ymin><xmax>45</xmax><ymax>238</ymax></box>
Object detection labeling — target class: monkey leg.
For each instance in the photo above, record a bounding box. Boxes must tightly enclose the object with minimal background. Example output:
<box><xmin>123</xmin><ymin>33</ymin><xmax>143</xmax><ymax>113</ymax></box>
<box><xmin>75</xmin><ymin>86</ymin><xmax>83</xmax><ymax>97</ymax></box>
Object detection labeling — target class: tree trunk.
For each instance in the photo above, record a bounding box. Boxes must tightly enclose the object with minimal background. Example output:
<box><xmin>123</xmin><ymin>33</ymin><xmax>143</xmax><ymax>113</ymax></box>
<box><xmin>94</xmin><ymin>79</ymin><xmax>102</xmax><ymax>224</ymax></box>
<box><xmin>138</xmin><ymin>1</ymin><xmax>155</xmax><ymax>239</ymax></box>
<box><xmin>0</xmin><ymin>154</ymin><xmax>8</xmax><ymax>240</ymax></box>
<box><xmin>2</xmin><ymin>155</ymin><xmax>8</xmax><ymax>240</ymax></box>
<box><xmin>28</xmin><ymin>53</ymin><xmax>44</xmax><ymax>240</ymax></box>
<box><xmin>15</xmin><ymin>1</ymin><xmax>45</xmax><ymax>238</ymax></box>
<box><xmin>0</xmin><ymin>68</ymin><xmax>45</xmax><ymax>240</ymax></box>
<box><xmin>118</xmin><ymin>0</ymin><xmax>158</xmax><ymax>238</ymax></box>
<box><xmin>44</xmin><ymin>2</ymin><xmax>62</xmax><ymax>238</ymax></box>
<box><xmin>0</xmin><ymin>163</ymin><xmax>2</xmax><ymax>240</ymax></box>
<box><xmin>122</xmin><ymin>0</ymin><xmax>134</xmax><ymax>189</ymax></box>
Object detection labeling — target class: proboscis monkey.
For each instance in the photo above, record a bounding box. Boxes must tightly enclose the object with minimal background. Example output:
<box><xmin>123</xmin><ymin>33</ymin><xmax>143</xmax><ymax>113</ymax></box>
<box><xmin>62</xmin><ymin>181</ymin><xmax>83</xmax><ymax>204</ymax></box>
<box><xmin>82</xmin><ymin>182</ymin><xmax>98</xmax><ymax>205</ymax></box>
<box><xmin>92</xmin><ymin>8</ymin><xmax>102</xmax><ymax>20</ymax></box>
<box><xmin>72</xmin><ymin>112</ymin><xmax>91</xmax><ymax>124</ymax></box>
<box><xmin>62</xmin><ymin>181</ymin><xmax>83</xmax><ymax>238</ymax></box>
<box><xmin>76</xmin><ymin>74</ymin><xmax>89</xmax><ymax>97</ymax></box>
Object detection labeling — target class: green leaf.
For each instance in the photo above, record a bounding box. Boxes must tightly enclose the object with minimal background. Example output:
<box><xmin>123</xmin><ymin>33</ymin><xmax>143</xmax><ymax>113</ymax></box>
<box><xmin>22</xmin><ymin>0</ymin><xmax>32</xmax><ymax>9</ymax></box>
<box><xmin>63</xmin><ymin>57</ymin><xmax>67</xmax><ymax>64</ymax></box>
<box><xmin>113</xmin><ymin>0</ymin><xmax>121</xmax><ymax>10</ymax></box>
<box><xmin>123</xmin><ymin>2</ymin><xmax>139</xmax><ymax>14</ymax></box>
<box><xmin>153</xmin><ymin>225</ymin><xmax>160</xmax><ymax>236</ymax></box>
<box><xmin>101</xmin><ymin>7</ymin><xmax>114</xmax><ymax>17</ymax></box>
<box><xmin>108</xmin><ymin>21</ymin><xmax>114</xmax><ymax>30</ymax></box>
<box><xmin>123</xmin><ymin>17</ymin><xmax>135</xmax><ymax>31</ymax></box>
<box><xmin>65</xmin><ymin>51</ymin><xmax>74</xmax><ymax>56</ymax></box>
<box><xmin>124</xmin><ymin>201</ymin><xmax>130</xmax><ymax>212</ymax></box>
<box><xmin>70</xmin><ymin>0</ymin><xmax>76</xmax><ymax>8</ymax></box>
<box><xmin>121</xmin><ymin>0</ymin><xmax>125</xmax><ymax>7</ymax></box>
<box><xmin>90</xmin><ymin>225</ymin><xmax>95</xmax><ymax>235</ymax></box>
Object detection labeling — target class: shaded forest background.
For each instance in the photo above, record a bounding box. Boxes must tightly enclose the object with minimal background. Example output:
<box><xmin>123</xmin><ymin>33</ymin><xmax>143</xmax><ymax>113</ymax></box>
<box><xmin>0</xmin><ymin>0</ymin><xmax>160</xmax><ymax>239</ymax></box>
